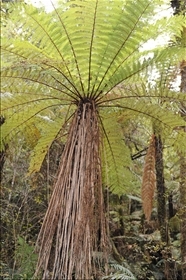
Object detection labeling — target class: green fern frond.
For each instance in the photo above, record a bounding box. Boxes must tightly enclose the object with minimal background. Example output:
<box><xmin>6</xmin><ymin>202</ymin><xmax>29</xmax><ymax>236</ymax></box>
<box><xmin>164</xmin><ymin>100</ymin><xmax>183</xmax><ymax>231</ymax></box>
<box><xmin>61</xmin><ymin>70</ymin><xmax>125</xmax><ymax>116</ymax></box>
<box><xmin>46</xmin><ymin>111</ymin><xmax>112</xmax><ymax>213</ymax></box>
<box><xmin>152</xmin><ymin>14</ymin><xmax>186</xmax><ymax>42</ymax></box>
<box><xmin>1</xmin><ymin>92</ymin><xmax>64</xmax><ymax>114</ymax></box>
<box><xmin>102</xmin><ymin>261</ymin><xmax>136</xmax><ymax>280</ymax></box>
<box><xmin>144</xmin><ymin>46</ymin><xmax>186</xmax><ymax>90</ymax></box>
<box><xmin>100</xmin><ymin>111</ymin><xmax>137</xmax><ymax>195</ymax></box>
<box><xmin>102</xmin><ymin>100</ymin><xmax>185</xmax><ymax>131</ymax></box>
<box><xmin>1</xmin><ymin>63</ymin><xmax>77</xmax><ymax>102</ymax></box>
<box><xmin>101</xmin><ymin>100</ymin><xmax>186</xmax><ymax>159</ymax></box>
<box><xmin>101</xmin><ymin>84</ymin><xmax>186</xmax><ymax>102</ymax></box>
<box><xmin>1</xmin><ymin>100</ymin><xmax>61</xmax><ymax>145</ymax></box>
<box><xmin>28</xmin><ymin>117</ymin><xmax>64</xmax><ymax>175</ymax></box>
<box><xmin>1</xmin><ymin>0</ymin><xmax>185</xmax><ymax>177</ymax></box>
<box><xmin>168</xmin><ymin>130</ymin><xmax>186</xmax><ymax>156</ymax></box>
<box><xmin>2</xmin><ymin>0</ymin><xmax>180</xmax><ymax>99</ymax></box>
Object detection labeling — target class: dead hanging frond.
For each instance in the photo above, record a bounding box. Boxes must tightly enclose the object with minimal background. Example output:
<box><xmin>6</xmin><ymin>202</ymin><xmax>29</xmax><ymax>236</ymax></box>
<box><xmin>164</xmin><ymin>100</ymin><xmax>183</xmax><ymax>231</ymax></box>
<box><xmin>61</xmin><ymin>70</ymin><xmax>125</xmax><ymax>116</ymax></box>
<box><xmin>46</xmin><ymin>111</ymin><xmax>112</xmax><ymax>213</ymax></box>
<box><xmin>34</xmin><ymin>99</ymin><xmax>109</xmax><ymax>279</ymax></box>
<box><xmin>141</xmin><ymin>134</ymin><xmax>156</xmax><ymax>221</ymax></box>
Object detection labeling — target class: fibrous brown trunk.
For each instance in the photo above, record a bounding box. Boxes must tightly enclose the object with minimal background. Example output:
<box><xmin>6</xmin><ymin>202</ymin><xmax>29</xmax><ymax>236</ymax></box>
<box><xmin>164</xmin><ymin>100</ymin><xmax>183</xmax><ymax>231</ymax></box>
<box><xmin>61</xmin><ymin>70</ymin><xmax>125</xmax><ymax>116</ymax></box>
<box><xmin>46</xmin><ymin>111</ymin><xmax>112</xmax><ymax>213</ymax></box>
<box><xmin>34</xmin><ymin>99</ymin><xmax>109</xmax><ymax>279</ymax></box>
<box><xmin>141</xmin><ymin>134</ymin><xmax>156</xmax><ymax>222</ymax></box>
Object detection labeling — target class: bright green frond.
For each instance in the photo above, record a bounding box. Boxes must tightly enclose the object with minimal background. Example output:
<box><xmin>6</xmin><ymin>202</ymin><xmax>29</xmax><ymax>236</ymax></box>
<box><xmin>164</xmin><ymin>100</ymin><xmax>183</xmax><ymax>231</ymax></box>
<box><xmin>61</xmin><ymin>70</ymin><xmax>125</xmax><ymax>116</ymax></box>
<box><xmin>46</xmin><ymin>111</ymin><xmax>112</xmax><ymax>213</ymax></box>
<box><xmin>1</xmin><ymin>0</ymin><xmax>185</xmax><ymax>178</ymax></box>
<box><xmin>1</xmin><ymin>55</ymin><xmax>78</xmax><ymax>101</ymax></box>
<box><xmin>106</xmin><ymin>100</ymin><xmax>186</xmax><ymax>155</ymax></box>
<box><xmin>1</xmin><ymin>98</ymin><xmax>62</xmax><ymax>148</ymax></box>
<box><xmin>100</xmin><ymin>111</ymin><xmax>137</xmax><ymax>195</ymax></box>
<box><xmin>2</xmin><ymin>0</ymin><xmax>180</xmax><ymax>99</ymax></box>
<box><xmin>103</xmin><ymin>83</ymin><xmax>186</xmax><ymax>102</ymax></box>
<box><xmin>168</xmin><ymin>130</ymin><xmax>186</xmax><ymax>156</ymax></box>
<box><xmin>153</xmin><ymin>14</ymin><xmax>186</xmax><ymax>42</ymax></box>
<box><xmin>103</xmin><ymin>99</ymin><xmax>185</xmax><ymax>131</ymax></box>
<box><xmin>28</xmin><ymin>117</ymin><xmax>63</xmax><ymax>175</ymax></box>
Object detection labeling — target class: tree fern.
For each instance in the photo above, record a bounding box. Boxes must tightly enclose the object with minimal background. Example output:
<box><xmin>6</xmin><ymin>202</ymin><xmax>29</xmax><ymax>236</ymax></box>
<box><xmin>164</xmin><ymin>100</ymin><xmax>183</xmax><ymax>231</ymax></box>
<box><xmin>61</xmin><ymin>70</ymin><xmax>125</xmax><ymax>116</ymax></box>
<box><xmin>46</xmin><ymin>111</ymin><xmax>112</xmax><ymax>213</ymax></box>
<box><xmin>1</xmin><ymin>0</ymin><xmax>186</xmax><ymax>278</ymax></box>
<box><xmin>1</xmin><ymin>1</ymin><xmax>185</xmax><ymax>155</ymax></box>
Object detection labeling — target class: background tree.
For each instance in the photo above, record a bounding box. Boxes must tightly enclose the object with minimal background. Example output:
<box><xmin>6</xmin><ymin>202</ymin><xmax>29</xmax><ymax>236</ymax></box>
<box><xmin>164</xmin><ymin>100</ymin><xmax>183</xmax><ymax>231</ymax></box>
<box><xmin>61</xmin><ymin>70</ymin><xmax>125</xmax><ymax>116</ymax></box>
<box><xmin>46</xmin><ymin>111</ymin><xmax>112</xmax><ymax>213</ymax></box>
<box><xmin>171</xmin><ymin>0</ymin><xmax>186</xmax><ymax>277</ymax></box>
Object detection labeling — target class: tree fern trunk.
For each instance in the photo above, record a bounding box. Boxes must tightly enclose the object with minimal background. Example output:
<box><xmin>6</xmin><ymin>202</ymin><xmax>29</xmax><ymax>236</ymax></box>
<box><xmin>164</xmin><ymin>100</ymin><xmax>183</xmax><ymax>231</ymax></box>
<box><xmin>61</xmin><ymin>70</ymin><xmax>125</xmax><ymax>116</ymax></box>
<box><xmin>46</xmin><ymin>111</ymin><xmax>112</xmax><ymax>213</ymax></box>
<box><xmin>154</xmin><ymin>134</ymin><xmax>167</xmax><ymax>243</ymax></box>
<box><xmin>141</xmin><ymin>134</ymin><xmax>156</xmax><ymax>221</ymax></box>
<box><xmin>34</xmin><ymin>99</ymin><xmax>109</xmax><ymax>279</ymax></box>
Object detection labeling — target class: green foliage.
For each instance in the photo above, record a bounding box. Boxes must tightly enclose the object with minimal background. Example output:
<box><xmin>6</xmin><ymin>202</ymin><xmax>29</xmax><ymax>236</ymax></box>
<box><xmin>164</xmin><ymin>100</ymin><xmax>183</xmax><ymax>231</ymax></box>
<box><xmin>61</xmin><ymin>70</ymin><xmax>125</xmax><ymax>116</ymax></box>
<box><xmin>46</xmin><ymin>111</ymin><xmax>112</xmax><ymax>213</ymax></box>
<box><xmin>102</xmin><ymin>261</ymin><xmax>136</xmax><ymax>280</ymax></box>
<box><xmin>0</xmin><ymin>237</ymin><xmax>38</xmax><ymax>280</ymax></box>
<box><xmin>1</xmin><ymin>0</ymin><xmax>157</xmax><ymax>93</ymax></box>
<box><xmin>1</xmin><ymin>0</ymin><xmax>186</xmax><ymax>196</ymax></box>
<box><xmin>14</xmin><ymin>236</ymin><xmax>38</xmax><ymax>279</ymax></box>
<box><xmin>101</xmin><ymin>111</ymin><xmax>137</xmax><ymax>195</ymax></box>
<box><xmin>1</xmin><ymin>0</ymin><xmax>185</xmax><ymax>278</ymax></box>
<box><xmin>2</xmin><ymin>0</ymin><xmax>185</xmax><ymax>189</ymax></box>
<box><xmin>0</xmin><ymin>139</ymin><xmax>50</xmax><ymax>279</ymax></box>
<box><xmin>28</xmin><ymin>116</ymin><xmax>64</xmax><ymax>175</ymax></box>
<box><xmin>169</xmin><ymin>215</ymin><xmax>181</xmax><ymax>233</ymax></box>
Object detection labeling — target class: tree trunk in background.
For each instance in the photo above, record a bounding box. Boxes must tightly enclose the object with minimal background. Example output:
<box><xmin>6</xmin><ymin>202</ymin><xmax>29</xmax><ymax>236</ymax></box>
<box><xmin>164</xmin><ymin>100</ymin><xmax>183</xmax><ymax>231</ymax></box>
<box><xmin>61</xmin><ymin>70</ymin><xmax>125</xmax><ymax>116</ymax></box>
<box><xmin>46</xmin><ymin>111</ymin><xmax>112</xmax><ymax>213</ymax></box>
<box><xmin>154</xmin><ymin>134</ymin><xmax>167</xmax><ymax>243</ymax></box>
<box><xmin>180</xmin><ymin>153</ymin><xmax>186</xmax><ymax>279</ymax></box>
<box><xmin>168</xmin><ymin>193</ymin><xmax>175</xmax><ymax>219</ymax></box>
<box><xmin>154</xmin><ymin>134</ymin><xmax>177</xmax><ymax>279</ymax></box>
<box><xmin>179</xmin><ymin>59</ymin><xmax>186</xmax><ymax>279</ymax></box>
<box><xmin>170</xmin><ymin>0</ymin><xmax>186</xmax><ymax>277</ymax></box>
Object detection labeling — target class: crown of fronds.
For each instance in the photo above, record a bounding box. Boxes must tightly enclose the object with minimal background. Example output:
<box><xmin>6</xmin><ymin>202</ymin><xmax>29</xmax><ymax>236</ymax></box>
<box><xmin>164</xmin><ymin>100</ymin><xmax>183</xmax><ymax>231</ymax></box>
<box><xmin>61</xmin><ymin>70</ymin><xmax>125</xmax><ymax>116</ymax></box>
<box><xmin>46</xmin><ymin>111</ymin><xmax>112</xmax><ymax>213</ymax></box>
<box><xmin>1</xmin><ymin>0</ymin><xmax>186</xmax><ymax>194</ymax></box>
